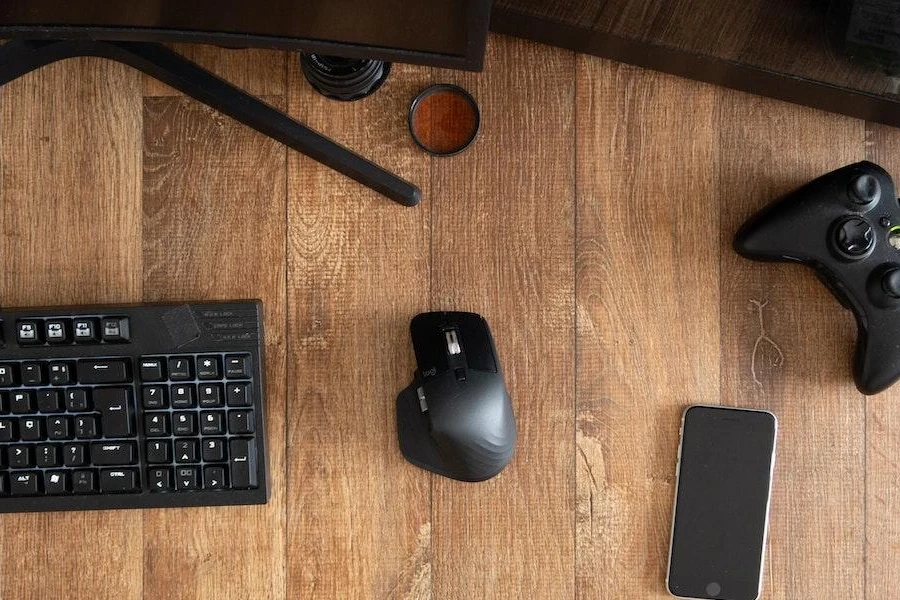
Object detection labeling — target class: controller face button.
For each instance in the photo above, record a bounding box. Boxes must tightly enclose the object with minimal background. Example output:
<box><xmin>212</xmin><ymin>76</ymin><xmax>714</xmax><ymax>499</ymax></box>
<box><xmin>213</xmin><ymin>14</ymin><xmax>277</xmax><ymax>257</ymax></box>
<box><xmin>849</xmin><ymin>173</ymin><xmax>881</xmax><ymax>206</ymax></box>
<box><xmin>834</xmin><ymin>216</ymin><xmax>875</xmax><ymax>258</ymax></box>
<box><xmin>883</xmin><ymin>268</ymin><xmax>900</xmax><ymax>299</ymax></box>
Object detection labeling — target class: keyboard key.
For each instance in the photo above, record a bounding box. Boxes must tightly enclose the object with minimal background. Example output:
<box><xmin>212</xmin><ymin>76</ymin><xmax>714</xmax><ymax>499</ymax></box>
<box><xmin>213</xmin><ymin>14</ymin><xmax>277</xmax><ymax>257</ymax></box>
<box><xmin>100</xmin><ymin>468</ymin><xmax>139</xmax><ymax>493</ymax></box>
<box><xmin>48</xmin><ymin>362</ymin><xmax>73</xmax><ymax>385</ymax></box>
<box><xmin>0</xmin><ymin>364</ymin><xmax>18</xmax><ymax>386</ymax></box>
<box><xmin>0</xmin><ymin>419</ymin><xmax>16</xmax><ymax>442</ymax></box>
<box><xmin>44</xmin><ymin>471</ymin><xmax>70</xmax><ymax>495</ymax></box>
<box><xmin>202</xmin><ymin>438</ymin><xmax>226</xmax><ymax>462</ymax></box>
<box><xmin>197</xmin><ymin>356</ymin><xmax>221</xmax><ymax>379</ymax></box>
<box><xmin>199</xmin><ymin>384</ymin><xmax>224</xmax><ymax>407</ymax></box>
<box><xmin>204</xmin><ymin>466</ymin><xmax>227</xmax><ymax>490</ymax></box>
<box><xmin>45</xmin><ymin>319</ymin><xmax>70</xmax><ymax>344</ymax></box>
<box><xmin>74</xmin><ymin>415</ymin><xmax>100</xmax><ymax>439</ymax></box>
<box><xmin>91</xmin><ymin>442</ymin><xmax>137</xmax><ymax>466</ymax></box>
<box><xmin>142</xmin><ymin>385</ymin><xmax>167</xmax><ymax>409</ymax></box>
<box><xmin>226</xmin><ymin>383</ymin><xmax>251</xmax><ymax>407</ymax></box>
<box><xmin>171</xmin><ymin>384</ymin><xmax>195</xmax><ymax>408</ymax></box>
<box><xmin>228</xmin><ymin>411</ymin><xmax>253</xmax><ymax>434</ymax></box>
<box><xmin>10</xmin><ymin>472</ymin><xmax>40</xmax><ymax>495</ymax></box>
<box><xmin>63</xmin><ymin>443</ymin><xmax>87</xmax><ymax>467</ymax></box>
<box><xmin>16</xmin><ymin>321</ymin><xmax>42</xmax><ymax>345</ymax></box>
<box><xmin>200</xmin><ymin>411</ymin><xmax>225</xmax><ymax>435</ymax></box>
<box><xmin>9</xmin><ymin>445</ymin><xmax>33</xmax><ymax>468</ymax></box>
<box><xmin>72</xmin><ymin>319</ymin><xmax>99</xmax><ymax>343</ymax></box>
<box><xmin>21</xmin><ymin>362</ymin><xmax>44</xmax><ymax>385</ymax></box>
<box><xmin>148</xmin><ymin>467</ymin><xmax>172</xmax><ymax>492</ymax></box>
<box><xmin>173</xmin><ymin>412</ymin><xmax>196</xmax><ymax>436</ymax></box>
<box><xmin>174</xmin><ymin>439</ymin><xmax>198</xmax><ymax>463</ymax></box>
<box><xmin>36</xmin><ymin>444</ymin><xmax>60</xmax><ymax>467</ymax></box>
<box><xmin>9</xmin><ymin>445</ymin><xmax>32</xmax><ymax>469</ymax></box>
<box><xmin>93</xmin><ymin>387</ymin><xmax>134</xmax><ymax>437</ymax></box>
<box><xmin>47</xmin><ymin>416</ymin><xmax>71</xmax><ymax>440</ymax></box>
<box><xmin>229</xmin><ymin>438</ymin><xmax>257</xmax><ymax>489</ymax></box>
<box><xmin>139</xmin><ymin>358</ymin><xmax>165</xmax><ymax>382</ymax></box>
<box><xmin>225</xmin><ymin>354</ymin><xmax>251</xmax><ymax>378</ymax></box>
<box><xmin>168</xmin><ymin>356</ymin><xmax>194</xmax><ymax>381</ymax></box>
<box><xmin>65</xmin><ymin>389</ymin><xmax>90</xmax><ymax>412</ymax></box>
<box><xmin>10</xmin><ymin>391</ymin><xmax>34</xmax><ymax>414</ymax></box>
<box><xmin>72</xmin><ymin>469</ymin><xmax>98</xmax><ymax>494</ymax></box>
<box><xmin>175</xmin><ymin>467</ymin><xmax>200</xmax><ymax>491</ymax></box>
<box><xmin>77</xmin><ymin>359</ymin><xmax>131</xmax><ymax>384</ymax></box>
<box><xmin>101</xmin><ymin>317</ymin><xmax>130</xmax><ymax>343</ymax></box>
<box><xmin>36</xmin><ymin>389</ymin><xmax>63</xmax><ymax>412</ymax></box>
<box><xmin>146</xmin><ymin>441</ymin><xmax>171</xmax><ymax>464</ymax></box>
<box><xmin>0</xmin><ymin>474</ymin><xmax>6</xmax><ymax>496</ymax></box>
<box><xmin>19</xmin><ymin>417</ymin><xmax>43</xmax><ymax>441</ymax></box>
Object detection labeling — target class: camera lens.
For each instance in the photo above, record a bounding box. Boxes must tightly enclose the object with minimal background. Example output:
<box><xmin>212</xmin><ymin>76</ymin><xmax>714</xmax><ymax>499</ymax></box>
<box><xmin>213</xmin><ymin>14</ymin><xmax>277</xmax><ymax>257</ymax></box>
<box><xmin>300</xmin><ymin>54</ymin><xmax>391</xmax><ymax>101</ymax></box>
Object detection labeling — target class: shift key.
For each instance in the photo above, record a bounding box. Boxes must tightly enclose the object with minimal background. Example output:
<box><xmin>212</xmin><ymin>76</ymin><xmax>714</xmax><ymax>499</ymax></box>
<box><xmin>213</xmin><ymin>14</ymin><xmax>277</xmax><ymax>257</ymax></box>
<box><xmin>93</xmin><ymin>388</ymin><xmax>134</xmax><ymax>437</ymax></box>
<box><xmin>77</xmin><ymin>359</ymin><xmax>131</xmax><ymax>384</ymax></box>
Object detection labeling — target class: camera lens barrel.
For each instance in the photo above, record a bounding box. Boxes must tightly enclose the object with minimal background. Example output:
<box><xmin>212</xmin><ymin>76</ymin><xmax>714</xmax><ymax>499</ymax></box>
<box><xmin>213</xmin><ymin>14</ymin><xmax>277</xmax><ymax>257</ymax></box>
<box><xmin>300</xmin><ymin>54</ymin><xmax>391</xmax><ymax>101</ymax></box>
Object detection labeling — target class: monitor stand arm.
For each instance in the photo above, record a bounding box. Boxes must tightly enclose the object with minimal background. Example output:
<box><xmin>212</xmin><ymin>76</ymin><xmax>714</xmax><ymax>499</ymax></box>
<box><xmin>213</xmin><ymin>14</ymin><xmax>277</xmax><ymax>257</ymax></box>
<box><xmin>0</xmin><ymin>39</ymin><xmax>421</xmax><ymax>207</ymax></box>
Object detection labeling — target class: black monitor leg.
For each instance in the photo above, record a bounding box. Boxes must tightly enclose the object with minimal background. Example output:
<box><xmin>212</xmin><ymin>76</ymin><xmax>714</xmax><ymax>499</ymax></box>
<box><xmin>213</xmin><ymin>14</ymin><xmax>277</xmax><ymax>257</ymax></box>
<box><xmin>0</xmin><ymin>39</ymin><xmax>421</xmax><ymax>207</ymax></box>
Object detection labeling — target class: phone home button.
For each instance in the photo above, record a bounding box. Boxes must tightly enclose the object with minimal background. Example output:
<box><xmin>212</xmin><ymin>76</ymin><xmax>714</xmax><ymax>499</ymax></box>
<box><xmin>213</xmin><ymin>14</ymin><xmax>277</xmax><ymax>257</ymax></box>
<box><xmin>706</xmin><ymin>582</ymin><xmax>721</xmax><ymax>597</ymax></box>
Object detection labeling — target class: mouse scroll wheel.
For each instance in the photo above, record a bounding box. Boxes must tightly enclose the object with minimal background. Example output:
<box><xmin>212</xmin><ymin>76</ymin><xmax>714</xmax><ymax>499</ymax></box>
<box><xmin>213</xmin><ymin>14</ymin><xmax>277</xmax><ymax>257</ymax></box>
<box><xmin>445</xmin><ymin>330</ymin><xmax>461</xmax><ymax>355</ymax></box>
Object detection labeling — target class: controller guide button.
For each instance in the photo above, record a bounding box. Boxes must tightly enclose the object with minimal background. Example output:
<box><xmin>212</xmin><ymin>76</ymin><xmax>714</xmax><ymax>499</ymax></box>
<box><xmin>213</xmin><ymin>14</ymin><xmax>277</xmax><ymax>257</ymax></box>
<box><xmin>834</xmin><ymin>216</ymin><xmax>875</xmax><ymax>258</ymax></box>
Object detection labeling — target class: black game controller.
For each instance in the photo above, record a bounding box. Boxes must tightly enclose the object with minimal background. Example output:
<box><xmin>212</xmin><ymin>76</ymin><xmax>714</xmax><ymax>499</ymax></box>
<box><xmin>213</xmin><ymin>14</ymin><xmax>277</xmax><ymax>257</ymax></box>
<box><xmin>734</xmin><ymin>161</ymin><xmax>900</xmax><ymax>395</ymax></box>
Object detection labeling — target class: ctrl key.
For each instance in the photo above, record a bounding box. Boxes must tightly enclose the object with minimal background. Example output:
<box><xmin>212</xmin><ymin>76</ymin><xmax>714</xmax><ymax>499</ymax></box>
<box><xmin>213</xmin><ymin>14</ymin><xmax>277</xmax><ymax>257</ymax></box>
<box><xmin>100</xmin><ymin>468</ymin><xmax>139</xmax><ymax>493</ymax></box>
<box><xmin>10</xmin><ymin>471</ymin><xmax>40</xmax><ymax>496</ymax></box>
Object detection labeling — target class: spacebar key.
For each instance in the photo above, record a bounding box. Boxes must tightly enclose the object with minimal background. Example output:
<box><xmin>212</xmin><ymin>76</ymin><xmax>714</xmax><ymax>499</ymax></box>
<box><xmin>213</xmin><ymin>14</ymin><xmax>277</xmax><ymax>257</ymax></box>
<box><xmin>77</xmin><ymin>359</ymin><xmax>131</xmax><ymax>384</ymax></box>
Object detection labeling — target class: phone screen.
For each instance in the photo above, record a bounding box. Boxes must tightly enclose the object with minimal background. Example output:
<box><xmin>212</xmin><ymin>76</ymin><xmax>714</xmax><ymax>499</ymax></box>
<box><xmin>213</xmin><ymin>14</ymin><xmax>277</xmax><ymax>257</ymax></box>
<box><xmin>667</xmin><ymin>406</ymin><xmax>777</xmax><ymax>600</ymax></box>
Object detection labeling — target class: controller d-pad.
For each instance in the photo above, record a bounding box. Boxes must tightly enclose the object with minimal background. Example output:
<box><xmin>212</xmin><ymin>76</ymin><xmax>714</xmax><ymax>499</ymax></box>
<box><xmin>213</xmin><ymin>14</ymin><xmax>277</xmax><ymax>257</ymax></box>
<box><xmin>849</xmin><ymin>173</ymin><xmax>881</xmax><ymax>206</ymax></box>
<box><xmin>834</xmin><ymin>217</ymin><xmax>874</xmax><ymax>259</ymax></box>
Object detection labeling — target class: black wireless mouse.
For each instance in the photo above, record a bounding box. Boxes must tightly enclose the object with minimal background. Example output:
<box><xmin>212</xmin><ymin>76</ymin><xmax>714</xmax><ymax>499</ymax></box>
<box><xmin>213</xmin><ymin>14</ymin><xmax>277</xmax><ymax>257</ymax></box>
<box><xmin>396</xmin><ymin>311</ymin><xmax>517</xmax><ymax>482</ymax></box>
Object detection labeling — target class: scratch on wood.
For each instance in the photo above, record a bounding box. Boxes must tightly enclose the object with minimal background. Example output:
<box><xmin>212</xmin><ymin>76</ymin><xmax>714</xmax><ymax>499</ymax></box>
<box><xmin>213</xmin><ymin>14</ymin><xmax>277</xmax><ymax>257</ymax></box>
<box><xmin>749</xmin><ymin>299</ymin><xmax>784</xmax><ymax>387</ymax></box>
<box><xmin>578</xmin><ymin>443</ymin><xmax>599</xmax><ymax>491</ymax></box>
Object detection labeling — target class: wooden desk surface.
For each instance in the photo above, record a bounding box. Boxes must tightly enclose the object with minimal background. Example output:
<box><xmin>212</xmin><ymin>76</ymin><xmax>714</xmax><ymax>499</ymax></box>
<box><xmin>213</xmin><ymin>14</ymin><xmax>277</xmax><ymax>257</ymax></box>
<box><xmin>0</xmin><ymin>34</ymin><xmax>897</xmax><ymax>600</ymax></box>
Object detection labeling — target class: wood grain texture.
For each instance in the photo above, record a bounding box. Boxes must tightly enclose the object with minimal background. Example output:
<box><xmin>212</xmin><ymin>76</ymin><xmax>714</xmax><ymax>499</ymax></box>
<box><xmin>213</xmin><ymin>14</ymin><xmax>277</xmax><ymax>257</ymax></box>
<box><xmin>574</xmin><ymin>57</ymin><xmax>720</xmax><ymax>599</ymax></box>
<box><xmin>429</xmin><ymin>37</ymin><xmax>576</xmax><ymax>600</ymax></box>
<box><xmin>284</xmin><ymin>58</ymin><xmax>432</xmax><ymax>599</ymax></box>
<box><xmin>140</xmin><ymin>87</ymin><xmax>288</xmax><ymax>599</ymax></box>
<box><xmin>864</xmin><ymin>122</ymin><xmax>900</xmax><ymax>599</ymax></box>
<box><xmin>718</xmin><ymin>97</ymin><xmax>866</xmax><ymax>599</ymax></box>
<box><xmin>0</xmin><ymin>58</ymin><xmax>144</xmax><ymax>599</ymax></box>
<box><xmin>3</xmin><ymin>30</ymin><xmax>900</xmax><ymax>600</ymax></box>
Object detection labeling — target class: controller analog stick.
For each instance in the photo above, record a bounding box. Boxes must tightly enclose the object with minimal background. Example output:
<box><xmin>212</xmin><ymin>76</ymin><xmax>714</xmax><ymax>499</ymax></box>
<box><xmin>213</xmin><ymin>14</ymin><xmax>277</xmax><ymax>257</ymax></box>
<box><xmin>834</xmin><ymin>217</ymin><xmax>874</xmax><ymax>258</ymax></box>
<box><xmin>849</xmin><ymin>173</ymin><xmax>881</xmax><ymax>206</ymax></box>
<box><xmin>882</xmin><ymin>268</ymin><xmax>900</xmax><ymax>299</ymax></box>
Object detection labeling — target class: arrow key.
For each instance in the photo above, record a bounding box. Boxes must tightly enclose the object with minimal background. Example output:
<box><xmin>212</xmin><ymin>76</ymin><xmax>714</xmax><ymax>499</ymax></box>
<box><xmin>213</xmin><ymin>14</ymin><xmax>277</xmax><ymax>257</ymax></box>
<box><xmin>203</xmin><ymin>465</ymin><xmax>227</xmax><ymax>490</ymax></box>
<box><xmin>174</xmin><ymin>439</ymin><xmax>198</xmax><ymax>463</ymax></box>
<box><xmin>175</xmin><ymin>467</ymin><xmax>200</xmax><ymax>491</ymax></box>
<box><xmin>148</xmin><ymin>467</ymin><xmax>172</xmax><ymax>492</ymax></box>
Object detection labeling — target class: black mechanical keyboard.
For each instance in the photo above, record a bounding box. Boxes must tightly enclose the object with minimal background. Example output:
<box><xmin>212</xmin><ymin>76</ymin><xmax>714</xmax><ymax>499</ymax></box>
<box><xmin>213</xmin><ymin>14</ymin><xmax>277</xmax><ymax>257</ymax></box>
<box><xmin>0</xmin><ymin>300</ymin><xmax>268</xmax><ymax>513</ymax></box>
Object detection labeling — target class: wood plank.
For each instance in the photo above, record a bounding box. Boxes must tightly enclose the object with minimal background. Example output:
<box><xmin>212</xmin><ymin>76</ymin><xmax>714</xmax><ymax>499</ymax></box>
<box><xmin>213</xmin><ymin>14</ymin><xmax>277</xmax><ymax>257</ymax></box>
<box><xmin>864</xmin><ymin>122</ymin><xmax>900</xmax><ymax>598</ymax></box>
<box><xmin>142</xmin><ymin>45</ymin><xmax>286</xmax><ymax>98</ymax></box>
<box><xmin>0</xmin><ymin>58</ymin><xmax>144</xmax><ymax>599</ymax></box>
<box><xmin>141</xmin><ymin>94</ymin><xmax>287</xmax><ymax>599</ymax></box>
<box><xmin>284</xmin><ymin>60</ymin><xmax>433</xmax><ymax>599</ymax></box>
<box><xmin>718</xmin><ymin>98</ymin><xmax>865</xmax><ymax>599</ymax></box>
<box><xmin>429</xmin><ymin>37</ymin><xmax>576</xmax><ymax>600</ymax></box>
<box><xmin>574</xmin><ymin>58</ymin><xmax>721</xmax><ymax>599</ymax></box>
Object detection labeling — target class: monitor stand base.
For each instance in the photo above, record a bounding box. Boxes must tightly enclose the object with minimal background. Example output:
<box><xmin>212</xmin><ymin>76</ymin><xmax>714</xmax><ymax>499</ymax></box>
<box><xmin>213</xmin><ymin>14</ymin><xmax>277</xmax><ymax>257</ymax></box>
<box><xmin>0</xmin><ymin>39</ymin><xmax>421</xmax><ymax>207</ymax></box>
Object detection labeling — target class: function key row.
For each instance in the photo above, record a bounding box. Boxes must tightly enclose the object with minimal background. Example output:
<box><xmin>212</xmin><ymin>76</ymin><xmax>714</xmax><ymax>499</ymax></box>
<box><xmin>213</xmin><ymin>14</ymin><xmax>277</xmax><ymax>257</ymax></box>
<box><xmin>139</xmin><ymin>354</ymin><xmax>251</xmax><ymax>382</ymax></box>
<box><xmin>12</xmin><ymin>317</ymin><xmax>129</xmax><ymax>346</ymax></box>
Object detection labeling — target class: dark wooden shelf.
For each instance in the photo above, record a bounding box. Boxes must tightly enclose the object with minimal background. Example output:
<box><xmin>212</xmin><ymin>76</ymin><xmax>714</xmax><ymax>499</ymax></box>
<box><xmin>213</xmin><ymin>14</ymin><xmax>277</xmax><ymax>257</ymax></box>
<box><xmin>492</xmin><ymin>0</ymin><xmax>900</xmax><ymax>127</ymax></box>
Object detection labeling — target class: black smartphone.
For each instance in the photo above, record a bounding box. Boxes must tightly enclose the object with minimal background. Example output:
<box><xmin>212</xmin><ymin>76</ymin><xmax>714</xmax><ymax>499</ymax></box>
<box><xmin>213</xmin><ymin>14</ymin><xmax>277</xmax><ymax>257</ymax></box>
<box><xmin>666</xmin><ymin>405</ymin><xmax>777</xmax><ymax>600</ymax></box>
